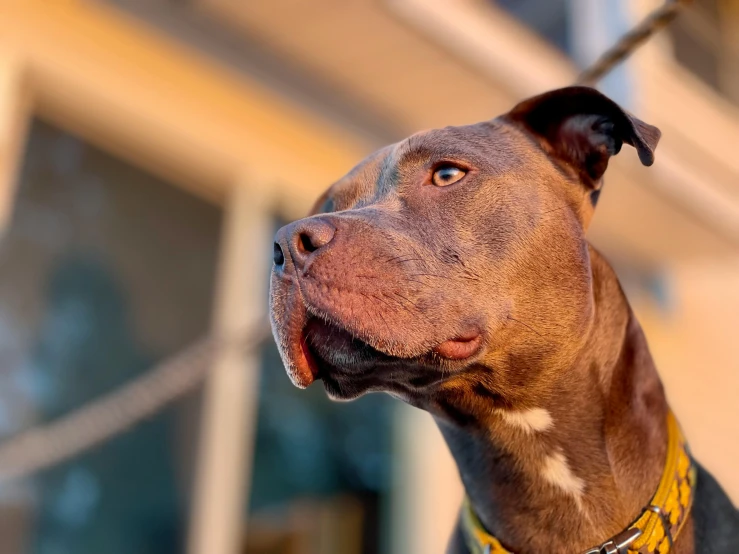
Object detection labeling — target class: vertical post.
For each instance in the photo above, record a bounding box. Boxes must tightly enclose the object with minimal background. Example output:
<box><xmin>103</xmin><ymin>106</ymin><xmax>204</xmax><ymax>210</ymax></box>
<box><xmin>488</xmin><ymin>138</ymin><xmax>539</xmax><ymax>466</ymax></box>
<box><xmin>188</xmin><ymin>182</ymin><xmax>271</xmax><ymax>554</ymax></box>
<box><xmin>0</xmin><ymin>49</ymin><xmax>30</xmax><ymax>235</ymax></box>
<box><xmin>0</xmin><ymin>48</ymin><xmax>31</xmax><ymax>554</ymax></box>
<box><xmin>389</xmin><ymin>404</ymin><xmax>463</xmax><ymax>554</ymax></box>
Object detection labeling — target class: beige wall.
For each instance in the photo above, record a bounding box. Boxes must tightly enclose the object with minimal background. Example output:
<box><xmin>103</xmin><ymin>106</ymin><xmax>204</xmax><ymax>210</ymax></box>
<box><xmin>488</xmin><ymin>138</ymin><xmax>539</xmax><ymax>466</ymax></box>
<box><xmin>635</xmin><ymin>259</ymin><xmax>739</xmax><ymax>504</ymax></box>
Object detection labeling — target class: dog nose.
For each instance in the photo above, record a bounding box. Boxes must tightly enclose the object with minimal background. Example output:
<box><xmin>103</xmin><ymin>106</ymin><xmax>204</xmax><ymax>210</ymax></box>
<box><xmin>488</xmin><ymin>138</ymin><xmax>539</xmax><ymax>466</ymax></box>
<box><xmin>273</xmin><ymin>242</ymin><xmax>285</xmax><ymax>266</ymax></box>
<box><xmin>273</xmin><ymin>218</ymin><xmax>336</xmax><ymax>270</ymax></box>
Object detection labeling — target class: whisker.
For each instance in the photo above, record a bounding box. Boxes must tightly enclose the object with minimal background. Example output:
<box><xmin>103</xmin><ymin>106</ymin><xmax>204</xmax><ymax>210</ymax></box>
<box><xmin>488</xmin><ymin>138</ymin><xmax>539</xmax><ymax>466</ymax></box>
<box><xmin>408</xmin><ymin>272</ymin><xmax>450</xmax><ymax>279</ymax></box>
<box><xmin>375</xmin><ymin>308</ymin><xmax>392</xmax><ymax>336</ymax></box>
<box><xmin>388</xmin><ymin>291</ymin><xmax>435</xmax><ymax>328</ymax></box>
<box><xmin>507</xmin><ymin>316</ymin><xmax>543</xmax><ymax>337</ymax></box>
<box><xmin>392</xmin><ymin>256</ymin><xmax>426</xmax><ymax>265</ymax></box>
<box><xmin>360</xmin><ymin>292</ymin><xmax>394</xmax><ymax>336</ymax></box>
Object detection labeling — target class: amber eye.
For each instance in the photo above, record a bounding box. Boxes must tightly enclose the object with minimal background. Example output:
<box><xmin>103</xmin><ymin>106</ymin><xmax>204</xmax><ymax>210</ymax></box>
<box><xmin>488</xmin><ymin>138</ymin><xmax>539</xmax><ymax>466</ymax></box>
<box><xmin>432</xmin><ymin>165</ymin><xmax>466</xmax><ymax>187</ymax></box>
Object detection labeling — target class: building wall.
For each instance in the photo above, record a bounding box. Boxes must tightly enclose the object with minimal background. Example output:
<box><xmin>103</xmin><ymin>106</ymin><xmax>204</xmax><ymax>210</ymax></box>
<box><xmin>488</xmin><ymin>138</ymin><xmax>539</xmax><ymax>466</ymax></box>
<box><xmin>635</xmin><ymin>259</ymin><xmax>739</xmax><ymax>503</ymax></box>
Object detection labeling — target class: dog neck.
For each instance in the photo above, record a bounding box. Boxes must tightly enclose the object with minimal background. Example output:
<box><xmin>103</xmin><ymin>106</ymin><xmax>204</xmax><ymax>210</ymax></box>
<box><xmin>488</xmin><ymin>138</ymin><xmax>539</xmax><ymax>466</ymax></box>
<box><xmin>431</xmin><ymin>248</ymin><xmax>669</xmax><ymax>553</ymax></box>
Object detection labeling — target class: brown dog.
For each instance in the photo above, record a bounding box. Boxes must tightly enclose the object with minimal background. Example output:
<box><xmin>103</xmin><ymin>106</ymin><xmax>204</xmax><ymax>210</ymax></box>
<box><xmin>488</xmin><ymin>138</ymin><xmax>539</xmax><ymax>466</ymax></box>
<box><xmin>270</xmin><ymin>86</ymin><xmax>739</xmax><ymax>553</ymax></box>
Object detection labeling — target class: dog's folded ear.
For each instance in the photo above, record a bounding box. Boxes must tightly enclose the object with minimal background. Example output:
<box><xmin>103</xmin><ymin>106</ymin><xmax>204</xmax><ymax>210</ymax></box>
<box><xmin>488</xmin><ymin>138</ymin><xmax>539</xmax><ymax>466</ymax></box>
<box><xmin>505</xmin><ymin>86</ymin><xmax>661</xmax><ymax>187</ymax></box>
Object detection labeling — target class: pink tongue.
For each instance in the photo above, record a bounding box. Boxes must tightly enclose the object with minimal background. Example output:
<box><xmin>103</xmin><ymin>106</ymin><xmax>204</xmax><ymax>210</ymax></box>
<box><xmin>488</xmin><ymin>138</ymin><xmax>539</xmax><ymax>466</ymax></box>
<box><xmin>434</xmin><ymin>334</ymin><xmax>482</xmax><ymax>360</ymax></box>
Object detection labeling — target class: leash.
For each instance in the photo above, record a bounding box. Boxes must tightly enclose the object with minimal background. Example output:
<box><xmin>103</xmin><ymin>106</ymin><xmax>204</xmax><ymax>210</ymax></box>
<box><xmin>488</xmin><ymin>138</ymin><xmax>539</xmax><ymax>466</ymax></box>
<box><xmin>462</xmin><ymin>411</ymin><xmax>698</xmax><ymax>554</ymax></box>
<box><xmin>576</xmin><ymin>0</ymin><xmax>693</xmax><ymax>86</ymax></box>
<box><xmin>0</xmin><ymin>324</ymin><xmax>272</xmax><ymax>485</ymax></box>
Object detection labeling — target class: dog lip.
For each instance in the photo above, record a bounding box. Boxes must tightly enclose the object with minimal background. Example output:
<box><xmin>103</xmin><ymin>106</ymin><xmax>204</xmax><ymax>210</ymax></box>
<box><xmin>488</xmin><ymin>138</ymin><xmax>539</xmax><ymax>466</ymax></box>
<box><xmin>283</xmin><ymin>332</ymin><xmax>317</xmax><ymax>389</ymax></box>
<box><xmin>433</xmin><ymin>333</ymin><xmax>483</xmax><ymax>360</ymax></box>
<box><xmin>298</xmin><ymin>331</ymin><xmax>320</xmax><ymax>385</ymax></box>
<box><xmin>277</xmin><ymin>300</ymin><xmax>318</xmax><ymax>389</ymax></box>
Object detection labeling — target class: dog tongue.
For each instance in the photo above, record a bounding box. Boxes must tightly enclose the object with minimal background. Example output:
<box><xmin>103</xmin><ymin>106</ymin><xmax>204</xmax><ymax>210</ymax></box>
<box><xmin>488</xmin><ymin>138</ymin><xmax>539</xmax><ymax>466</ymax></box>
<box><xmin>434</xmin><ymin>334</ymin><xmax>482</xmax><ymax>360</ymax></box>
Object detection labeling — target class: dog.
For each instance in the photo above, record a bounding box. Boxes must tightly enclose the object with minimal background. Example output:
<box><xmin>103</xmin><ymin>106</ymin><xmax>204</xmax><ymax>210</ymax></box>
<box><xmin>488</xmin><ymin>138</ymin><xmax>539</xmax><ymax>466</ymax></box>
<box><xmin>269</xmin><ymin>86</ymin><xmax>739</xmax><ymax>553</ymax></box>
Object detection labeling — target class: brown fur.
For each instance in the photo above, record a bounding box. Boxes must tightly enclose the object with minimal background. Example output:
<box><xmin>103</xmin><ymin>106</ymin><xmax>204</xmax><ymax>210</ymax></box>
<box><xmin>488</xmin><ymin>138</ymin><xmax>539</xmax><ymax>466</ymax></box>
<box><xmin>270</xmin><ymin>87</ymin><xmax>701</xmax><ymax>553</ymax></box>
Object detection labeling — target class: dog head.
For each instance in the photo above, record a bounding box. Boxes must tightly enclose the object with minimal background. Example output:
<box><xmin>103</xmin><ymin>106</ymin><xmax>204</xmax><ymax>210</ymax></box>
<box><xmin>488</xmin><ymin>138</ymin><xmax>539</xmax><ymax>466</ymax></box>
<box><xmin>270</xmin><ymin>86</ymin><xmax>659</xmax><ymax>409</ymax></box>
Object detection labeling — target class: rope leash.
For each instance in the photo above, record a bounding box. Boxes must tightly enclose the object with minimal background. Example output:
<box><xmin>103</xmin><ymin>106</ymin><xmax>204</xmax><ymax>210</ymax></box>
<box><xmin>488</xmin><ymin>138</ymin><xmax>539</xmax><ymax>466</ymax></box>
<box><xmin>576</xmin><ymin>0</ymin><xmax>693</xmax><ymax>86</ymax></box>
<box><xmin>0</xmin><ymin>0</ymin><xmax>694</xmax><ymax>484</ymax></box>
<box><xmin>0</xmin><ymin>325</ymin><xmax>272</xmax><ymax>485</ymax></box>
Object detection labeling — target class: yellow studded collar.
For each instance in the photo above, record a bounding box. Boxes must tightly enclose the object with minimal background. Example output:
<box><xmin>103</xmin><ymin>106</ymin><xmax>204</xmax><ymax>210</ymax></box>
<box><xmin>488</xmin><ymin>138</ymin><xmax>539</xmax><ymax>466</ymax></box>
<box><xmin>462</xmin><ymin>411</ymin><xmax>697</xmax><ymax>554</ymax></box>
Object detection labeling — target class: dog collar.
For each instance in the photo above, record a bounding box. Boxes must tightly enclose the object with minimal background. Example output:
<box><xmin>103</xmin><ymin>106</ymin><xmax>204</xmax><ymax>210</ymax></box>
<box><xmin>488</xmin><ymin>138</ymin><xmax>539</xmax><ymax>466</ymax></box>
<box><xmin>461</xmin><ymin>410</ymin><xmax>697</xmax><ymax>554</ymax></box>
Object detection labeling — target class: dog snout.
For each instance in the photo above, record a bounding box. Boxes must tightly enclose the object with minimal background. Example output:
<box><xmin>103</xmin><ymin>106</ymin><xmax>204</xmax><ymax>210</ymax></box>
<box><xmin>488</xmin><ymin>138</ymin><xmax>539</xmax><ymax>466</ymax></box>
<box><xmin>273</xmin><ymin>218</ymin><xmax>336</xmax><ymax>271</ymax></box>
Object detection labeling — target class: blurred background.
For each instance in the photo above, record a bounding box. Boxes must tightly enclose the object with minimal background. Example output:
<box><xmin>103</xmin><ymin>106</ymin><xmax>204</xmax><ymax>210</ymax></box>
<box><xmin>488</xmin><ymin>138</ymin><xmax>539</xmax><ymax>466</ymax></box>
<box><xmin>0</xmin><ymin>0</ymin><xmax>737</xmax><ymax>553</ymax></box>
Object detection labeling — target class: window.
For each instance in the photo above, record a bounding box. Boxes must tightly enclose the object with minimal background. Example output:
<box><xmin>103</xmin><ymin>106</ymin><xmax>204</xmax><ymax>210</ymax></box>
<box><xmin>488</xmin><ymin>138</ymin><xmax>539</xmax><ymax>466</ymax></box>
<box><xmin>0</xmin><ymin>120</ymin><xmax>222</xmax><ymax>554</ymax></box>
<box><xmin>493</xmin><ymin>0</ymin><xmax>572</xmax><ymax>55</ymax></box>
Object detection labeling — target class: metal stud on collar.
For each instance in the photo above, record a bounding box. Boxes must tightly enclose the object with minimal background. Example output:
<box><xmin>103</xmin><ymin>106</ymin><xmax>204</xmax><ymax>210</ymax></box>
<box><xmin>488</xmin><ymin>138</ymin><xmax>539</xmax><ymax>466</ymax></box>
<box><xmin>583</xmin><ymin>527</ymin><xmax>642</xmax><ymax>554</ymax></box>
<box><xmin>648</xmin><ymin>505</ymin><xmax>675</xmax><ymax>550</ymax></box>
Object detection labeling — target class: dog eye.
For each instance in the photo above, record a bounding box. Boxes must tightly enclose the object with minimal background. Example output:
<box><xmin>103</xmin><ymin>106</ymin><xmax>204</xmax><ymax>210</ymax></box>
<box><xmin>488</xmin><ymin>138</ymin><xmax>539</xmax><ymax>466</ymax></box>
<box><xmin>432</xmin><ymin>165</ymin><xmax>466</xmax><ymax>187</ymax></box>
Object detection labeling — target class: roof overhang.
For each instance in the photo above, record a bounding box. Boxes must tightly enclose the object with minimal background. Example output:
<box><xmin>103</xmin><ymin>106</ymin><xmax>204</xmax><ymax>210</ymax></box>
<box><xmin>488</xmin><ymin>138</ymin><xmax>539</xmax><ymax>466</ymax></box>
<box><xmin>198</xmin><ymin>0</ymin><xmax>739</xmax><ymax>266</ymax></box>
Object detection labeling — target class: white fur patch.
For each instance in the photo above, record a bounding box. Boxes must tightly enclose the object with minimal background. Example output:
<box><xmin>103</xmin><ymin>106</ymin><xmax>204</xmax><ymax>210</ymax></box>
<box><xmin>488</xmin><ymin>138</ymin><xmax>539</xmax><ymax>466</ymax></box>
<box><xmin>541</xmin><ymin>451</ymin><xmax>585</xmax><ymax>508</ymax></box>
<box><xmin>498</xmin><ymin>408</ymin><xmax>553</xmax><ymax>434</ymax></box>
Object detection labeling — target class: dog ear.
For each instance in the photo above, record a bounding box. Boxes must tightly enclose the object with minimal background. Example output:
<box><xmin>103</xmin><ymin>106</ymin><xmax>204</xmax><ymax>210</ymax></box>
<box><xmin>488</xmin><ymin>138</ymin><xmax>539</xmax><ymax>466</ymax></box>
<box><xmin>505</xmin><ymin>86</ymin><xmax>661</xmax><ymax>188</ymax></box>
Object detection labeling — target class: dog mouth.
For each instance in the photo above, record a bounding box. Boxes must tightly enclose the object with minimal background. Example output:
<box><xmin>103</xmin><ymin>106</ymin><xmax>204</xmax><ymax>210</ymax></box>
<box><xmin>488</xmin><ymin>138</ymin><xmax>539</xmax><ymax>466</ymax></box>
<box><xmin>299</xmin><ymin>317</ymin><xmax>398</xmax><ymax>381</ymax></box>
<box><xmin>270</xmin><ymin>262</ymin><xmax>484</xmax><ymax>392</ymax></box>
<box><xmin>288</xmin><ymin>313</ymin><xmax>483</xmax><ymax>391</ymax></box>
